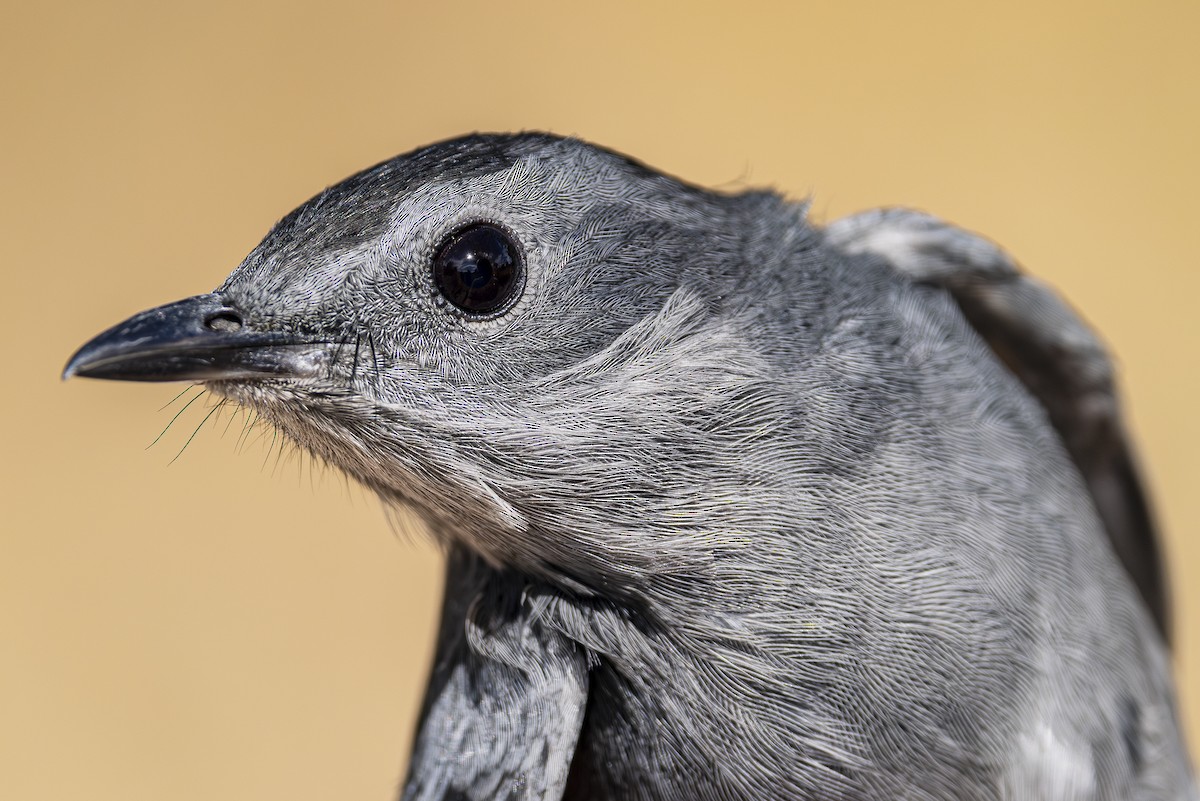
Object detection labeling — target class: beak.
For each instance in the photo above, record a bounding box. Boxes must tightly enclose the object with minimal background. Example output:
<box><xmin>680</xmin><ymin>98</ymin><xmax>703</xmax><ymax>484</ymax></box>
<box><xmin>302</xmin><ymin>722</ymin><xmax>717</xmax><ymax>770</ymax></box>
<box><xmin>63</xmin><ymin>294</ymin><xmax>330</xmax><ymax>382</ymax></box>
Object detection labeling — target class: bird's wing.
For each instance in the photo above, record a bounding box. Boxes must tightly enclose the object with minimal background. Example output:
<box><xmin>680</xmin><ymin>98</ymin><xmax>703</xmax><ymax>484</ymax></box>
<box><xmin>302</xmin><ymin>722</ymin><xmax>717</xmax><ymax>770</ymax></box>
<box><xmin>824</xmin><ymin>208</ymin><xmax>1169</xmax><ymax>642</ymax></box>
<box><xmin>402</xmin><ymin>546</ymin><xmax>590</xmax><ymax>801</ymax></box>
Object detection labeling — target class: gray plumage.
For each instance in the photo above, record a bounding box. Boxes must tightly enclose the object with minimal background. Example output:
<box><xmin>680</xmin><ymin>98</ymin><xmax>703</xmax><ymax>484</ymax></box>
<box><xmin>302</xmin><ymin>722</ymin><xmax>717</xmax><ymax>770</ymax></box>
<box><xmin>65</xmin><ymin>133</ymin><xmax>1195</xmax><ymax>799</ymax></box>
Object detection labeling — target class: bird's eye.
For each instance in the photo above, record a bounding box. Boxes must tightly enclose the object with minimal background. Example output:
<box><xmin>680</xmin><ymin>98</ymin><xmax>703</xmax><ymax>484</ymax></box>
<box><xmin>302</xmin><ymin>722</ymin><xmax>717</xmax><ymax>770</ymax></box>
<box><xmin>431</xmin><ymin>223</ymin><xmax>523</xmax><ymax>315</ymax></box>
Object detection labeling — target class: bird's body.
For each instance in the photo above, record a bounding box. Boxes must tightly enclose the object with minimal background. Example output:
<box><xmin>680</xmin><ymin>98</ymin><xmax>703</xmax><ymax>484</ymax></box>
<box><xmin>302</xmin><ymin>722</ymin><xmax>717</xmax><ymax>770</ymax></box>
<box><xmin>66</xmin><ymin>133</ymin><xmax>1195</xmax><ymax>799</ymax></box>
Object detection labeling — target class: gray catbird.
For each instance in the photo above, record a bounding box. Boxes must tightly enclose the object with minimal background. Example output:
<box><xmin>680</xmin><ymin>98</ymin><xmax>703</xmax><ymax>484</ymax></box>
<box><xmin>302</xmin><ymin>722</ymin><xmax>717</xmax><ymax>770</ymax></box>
<box><xmin>65</xmin><ymin>133</ymin><xmax>1195</xmax><ymax>800</ymax></box>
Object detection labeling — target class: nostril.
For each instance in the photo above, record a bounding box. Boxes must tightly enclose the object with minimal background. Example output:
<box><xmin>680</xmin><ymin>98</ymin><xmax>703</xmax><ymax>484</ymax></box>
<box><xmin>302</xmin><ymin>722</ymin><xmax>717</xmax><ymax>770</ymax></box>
<box><xmin>205</xmin><ymin>311</ymin><xmax>243</xmax><ymax>332</ymax></box>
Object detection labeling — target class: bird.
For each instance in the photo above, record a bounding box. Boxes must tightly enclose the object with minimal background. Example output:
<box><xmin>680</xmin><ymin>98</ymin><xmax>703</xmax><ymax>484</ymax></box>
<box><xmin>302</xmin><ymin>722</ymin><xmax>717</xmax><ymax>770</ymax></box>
<box><xmin>64</xmin><ymin>133</ymin><xmax>1196</xmax><ymax>800</ymax></box>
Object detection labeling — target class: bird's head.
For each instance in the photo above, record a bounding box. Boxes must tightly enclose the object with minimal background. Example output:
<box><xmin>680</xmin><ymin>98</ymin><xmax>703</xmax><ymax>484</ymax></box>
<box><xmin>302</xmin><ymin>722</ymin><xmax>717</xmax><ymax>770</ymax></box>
<box><xmin>66</xmin><ymin>133</ymin><xmax>827</xmax><ymax>598</ymax></box>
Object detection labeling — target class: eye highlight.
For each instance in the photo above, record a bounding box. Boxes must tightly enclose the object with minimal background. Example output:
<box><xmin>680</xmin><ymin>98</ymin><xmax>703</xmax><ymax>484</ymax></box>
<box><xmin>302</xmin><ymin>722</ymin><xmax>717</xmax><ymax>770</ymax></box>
<box><xmin>431</xmin><ymin>223</ymin><xmax>523</xmax><ymax>316</ymax></box>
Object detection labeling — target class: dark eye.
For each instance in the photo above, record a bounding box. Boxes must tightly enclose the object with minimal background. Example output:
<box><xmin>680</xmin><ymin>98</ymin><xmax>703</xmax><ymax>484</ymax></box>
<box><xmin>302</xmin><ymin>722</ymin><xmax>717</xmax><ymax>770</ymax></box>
<box><xmin>431</xmin><ymin>223</ymin><xmax>523</xmax><ymax>315</ymax></box>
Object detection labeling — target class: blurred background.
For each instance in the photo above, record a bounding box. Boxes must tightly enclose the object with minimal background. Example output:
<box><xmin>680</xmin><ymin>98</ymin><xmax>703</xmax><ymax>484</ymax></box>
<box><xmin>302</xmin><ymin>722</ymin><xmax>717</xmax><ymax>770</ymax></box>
<box><xmin>2</xmin><ymin>1</ymin><xmax>1197</xmax><ymax>799</ymax></box>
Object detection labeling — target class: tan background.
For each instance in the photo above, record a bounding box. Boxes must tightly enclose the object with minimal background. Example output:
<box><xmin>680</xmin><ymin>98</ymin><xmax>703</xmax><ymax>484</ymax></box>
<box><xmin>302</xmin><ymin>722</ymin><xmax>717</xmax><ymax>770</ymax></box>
<box><xmin>2</xmin><ymin>1</ymin><xmax>1197</xmax><ymax>798</ymax></box>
